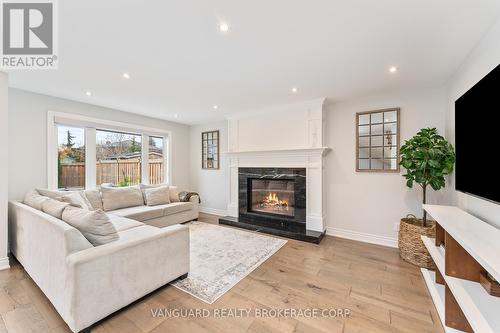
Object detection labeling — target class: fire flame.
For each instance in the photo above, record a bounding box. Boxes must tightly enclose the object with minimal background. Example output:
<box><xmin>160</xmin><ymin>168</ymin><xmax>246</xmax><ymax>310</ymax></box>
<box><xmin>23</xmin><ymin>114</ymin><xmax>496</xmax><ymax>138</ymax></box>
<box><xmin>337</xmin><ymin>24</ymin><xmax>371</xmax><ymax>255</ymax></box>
<box><xmin>263</xmin><ymin>192</ymin><xmax>288</xmax><ymax>208</ymax></box>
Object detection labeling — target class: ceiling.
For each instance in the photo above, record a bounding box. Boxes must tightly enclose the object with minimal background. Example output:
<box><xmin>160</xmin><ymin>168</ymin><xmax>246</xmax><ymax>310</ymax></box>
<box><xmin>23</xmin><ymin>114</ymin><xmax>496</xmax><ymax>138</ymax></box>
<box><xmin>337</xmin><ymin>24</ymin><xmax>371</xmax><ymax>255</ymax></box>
<box><xmin>7</xmin><ymin>0</ymin><xmax>500</xmax><ymax>125</ymax></box>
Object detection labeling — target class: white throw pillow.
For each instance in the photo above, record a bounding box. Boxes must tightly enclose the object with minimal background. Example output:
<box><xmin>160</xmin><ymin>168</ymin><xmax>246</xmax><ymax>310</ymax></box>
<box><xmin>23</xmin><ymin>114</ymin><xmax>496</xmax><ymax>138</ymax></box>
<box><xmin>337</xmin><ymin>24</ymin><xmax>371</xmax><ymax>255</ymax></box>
<box><xmin>140</xmin><ymin>183</ymin><xmax>180</xmax><ymax>202</ymax></box>
<box><xmin>169</xmin><ymin>186</ymin><xmax>180</xmax><ymax>202</ymax></box>
<box><xmin>62</xmin><ymin>206</ymin><xmax>120</xmax><ymax>246</ymax></box>
<box><xmin>83</xmin><ymin>189</ymin><xmax>103</xmax><ymax>210</ymax></box>
<box><xmin>59</xmin><ymin>192</ymin><xmax>93</xmax><ymax>210</ymax></box>
<box><xmin>36</xmin><ymin>188</ymin><xmax>76</xmax><ymax>199</ymax></box>
<box><xmin>42</xmin><ymin>198</ymin><xmax>70</xmax><ymax>219</ymax></box>
<box><xmin>100</xmin><ymin>185</ymin><xmax>144</xmax><ymax>211</ymax></box>
<box><xmin>144</xmin><ymin>186</ymin><xmax>171</xmax><ymax>206</ymax></box>
<box><xmin>24</xmin><ymin>190</ymin><xmax>50</xmax><ymax>210</ymax></box>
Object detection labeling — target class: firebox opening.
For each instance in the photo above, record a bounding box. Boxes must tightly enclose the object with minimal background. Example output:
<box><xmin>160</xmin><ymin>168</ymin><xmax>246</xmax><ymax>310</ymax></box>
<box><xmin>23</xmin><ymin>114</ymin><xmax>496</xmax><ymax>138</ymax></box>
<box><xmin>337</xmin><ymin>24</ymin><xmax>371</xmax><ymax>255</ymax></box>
<box><xmin>249</xmin><ymin>179</ymin><xmax>295</xmax><ymax>217</ymax></box>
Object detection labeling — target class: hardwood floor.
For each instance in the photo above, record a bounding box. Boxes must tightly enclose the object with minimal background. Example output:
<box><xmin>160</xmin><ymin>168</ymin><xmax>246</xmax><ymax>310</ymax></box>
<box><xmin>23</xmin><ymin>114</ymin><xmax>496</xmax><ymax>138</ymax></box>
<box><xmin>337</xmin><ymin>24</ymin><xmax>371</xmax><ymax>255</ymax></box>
<box><xmin>0</xmin><ymin>213</ymin><xmax>444</xmax><ymax>333</ymax></box>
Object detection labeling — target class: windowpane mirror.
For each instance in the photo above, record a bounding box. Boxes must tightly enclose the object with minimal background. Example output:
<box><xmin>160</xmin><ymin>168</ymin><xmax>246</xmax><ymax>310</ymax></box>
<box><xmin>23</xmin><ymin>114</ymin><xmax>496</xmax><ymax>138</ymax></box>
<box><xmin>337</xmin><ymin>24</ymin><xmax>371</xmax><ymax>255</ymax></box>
<box><xmin>202</xmin><ymin>130</ymin><xmax>220</xmax><ymax>169</ymax></box>
<box><xmin>356</xmin><ymin>108</ymin><xmax>400</xmax><ymax>172</ymax></box>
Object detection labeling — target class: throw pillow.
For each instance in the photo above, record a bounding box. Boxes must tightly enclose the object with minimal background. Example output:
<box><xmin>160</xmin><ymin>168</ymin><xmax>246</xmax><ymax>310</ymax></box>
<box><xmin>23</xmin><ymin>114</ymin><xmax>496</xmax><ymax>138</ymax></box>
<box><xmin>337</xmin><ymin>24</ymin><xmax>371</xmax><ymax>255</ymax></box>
<box><xmin>169</xmin><ymin>186</ymin><xmax>180</xmax><ymax>202</ymax></box>
<box><xmin>36</xmin><ymin>188</ymin><xmax>76</xmax><ymax>199</ymax></box>
<box><xmin>42</xmin><ymin>198</ymin><xmax>70</xmax><ymax>219</ymax></box>
<box><xmin>139</xmin><ymin>183</ymin><xmax>180</xmax><ymax>202</ymax></box>
<box><xmin>59</xmin><ymin>192</ymin><xmax>93</xmax><ymax>210</ymax></box>
<box><xmin>24</xmin><ymin>190</ymin><xmax>50</xmax><ymax>210</ymax></box>
<box><xmin>62</xmin><ymin>206</ymin><xmax>120</xmax><ymax>246</ymax></box>
<box><xmin>144</xmin><ymin>186</ymin><xmax>171</xmax><ymax>206</ymax></box>
<box><xmin>100</xmin><ymin>185</ymin><xmax>144</xmax><ymax>211</ymax></box>
<box><xmin>83</xmin><ymin>189</ymin><xmax>103</xmax><ymax>210</ymax></box>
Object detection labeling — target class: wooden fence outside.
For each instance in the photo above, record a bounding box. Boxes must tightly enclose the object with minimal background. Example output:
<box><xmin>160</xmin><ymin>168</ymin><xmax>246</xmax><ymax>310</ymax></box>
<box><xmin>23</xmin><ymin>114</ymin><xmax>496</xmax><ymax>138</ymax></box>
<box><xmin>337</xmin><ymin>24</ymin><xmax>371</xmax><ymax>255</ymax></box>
<box><xmin>60</xmin><ymin>159</ymin><xmax>164</xmax><ymax>188</ymax></box>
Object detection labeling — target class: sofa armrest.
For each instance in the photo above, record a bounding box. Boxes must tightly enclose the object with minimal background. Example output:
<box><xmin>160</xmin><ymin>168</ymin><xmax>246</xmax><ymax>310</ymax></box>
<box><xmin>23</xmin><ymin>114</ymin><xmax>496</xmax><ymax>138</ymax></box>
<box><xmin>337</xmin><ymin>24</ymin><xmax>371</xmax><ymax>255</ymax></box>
<box><xmin>64</xmin><ymin>224</ymin><xmax>189</xmax><ymax>332</ymax></box>
<box><xmin>189</xmin><ymin>194</ymin><xmax>200</xmax><ymax>205</ymax></box>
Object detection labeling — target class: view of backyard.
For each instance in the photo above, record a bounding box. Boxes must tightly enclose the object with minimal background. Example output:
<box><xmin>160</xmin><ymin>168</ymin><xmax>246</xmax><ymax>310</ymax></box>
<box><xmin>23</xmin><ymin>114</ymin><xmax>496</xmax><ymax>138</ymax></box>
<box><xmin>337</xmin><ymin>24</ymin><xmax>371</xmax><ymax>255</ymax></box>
<box><xmin>58</xmin><ymin>126</ymin><xmax>164</xmax><ymax>189</ymax></box>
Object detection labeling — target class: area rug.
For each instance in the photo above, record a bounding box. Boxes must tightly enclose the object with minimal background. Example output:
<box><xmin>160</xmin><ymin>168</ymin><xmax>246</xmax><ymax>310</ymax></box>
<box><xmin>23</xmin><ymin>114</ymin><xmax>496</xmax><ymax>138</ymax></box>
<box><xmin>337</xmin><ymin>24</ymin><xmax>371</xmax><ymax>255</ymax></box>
<box><xmin>171</xmin><ymin>222</ymin><xmax>287</xmax><ymax>304</ymax></box>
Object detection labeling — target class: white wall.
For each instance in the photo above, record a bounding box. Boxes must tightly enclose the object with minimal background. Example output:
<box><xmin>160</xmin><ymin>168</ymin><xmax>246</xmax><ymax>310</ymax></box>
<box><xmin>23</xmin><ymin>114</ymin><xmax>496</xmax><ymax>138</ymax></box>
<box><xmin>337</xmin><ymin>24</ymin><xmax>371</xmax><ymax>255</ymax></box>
<box><xmin>8</xmin><ymin>88</ymin><xmax>191</xmax><ymax>200</ymax></box>
<box><xmin>189</xmin><ymin>121</ymin><xmax>228</xmax><ymax>215</ymax></box>
<box><xmin>446</xmin><ymin>16</ymin><xmax>500</xmax><ymax>229</ymax></box>
<box><xmin>227</xmin><ymin>99</ymin><xmax>325</xmax><ymax>152</ymax></box>
<box><xmin>325</xmin><ymin>87</ymin><xmax>449</xmax><ymax>245</ymax></box>
<box><xmin>0</xmin><ymin>73</ymin><xmax>9</xmax><ymax>269</ymax></box>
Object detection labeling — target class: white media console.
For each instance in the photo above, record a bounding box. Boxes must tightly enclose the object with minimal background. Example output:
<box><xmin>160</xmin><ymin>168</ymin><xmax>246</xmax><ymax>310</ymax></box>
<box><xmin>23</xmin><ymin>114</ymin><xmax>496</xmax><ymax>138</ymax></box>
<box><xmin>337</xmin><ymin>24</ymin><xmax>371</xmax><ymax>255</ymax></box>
<box><xmin>421</xmin><ymin>205</ymin><xmax>500</xmax><ymax>333</ymax></box>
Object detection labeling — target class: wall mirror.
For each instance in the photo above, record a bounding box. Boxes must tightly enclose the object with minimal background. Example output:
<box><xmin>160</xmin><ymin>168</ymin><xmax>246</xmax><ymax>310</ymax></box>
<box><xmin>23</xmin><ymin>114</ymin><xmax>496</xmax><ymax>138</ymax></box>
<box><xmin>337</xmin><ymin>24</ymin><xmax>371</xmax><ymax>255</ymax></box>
<box><xmin>202</xmin><ymin>130</ymin><xmax>220</xmax><ymax>169</ymax></box>
<box><xmin>356</xmin><ymin>108</ymin><xmax>400</xmax><ymax>172</ymax></box>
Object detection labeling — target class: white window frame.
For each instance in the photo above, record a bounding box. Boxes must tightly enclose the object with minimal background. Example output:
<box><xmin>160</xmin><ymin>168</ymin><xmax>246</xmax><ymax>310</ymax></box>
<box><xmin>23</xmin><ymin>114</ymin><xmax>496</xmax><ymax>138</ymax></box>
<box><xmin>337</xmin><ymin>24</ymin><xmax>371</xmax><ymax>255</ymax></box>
<box><xmin>48</xmin><ymin>111</ymin><xmax>172</xmax><ymax>189</ymax></box>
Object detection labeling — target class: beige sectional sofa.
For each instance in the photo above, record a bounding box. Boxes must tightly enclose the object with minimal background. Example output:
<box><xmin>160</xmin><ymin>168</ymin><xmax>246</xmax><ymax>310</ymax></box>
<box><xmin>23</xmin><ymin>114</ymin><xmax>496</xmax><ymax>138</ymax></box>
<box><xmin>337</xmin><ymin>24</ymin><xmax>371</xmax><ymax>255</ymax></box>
<box><xmin>39</xmin><ymin>185</ymin><xmax>200</xmax><ymax>228</ymax></box>
<box><xmin>8</xmin><ymin>185</ymin><xmax>197</xmax><ymax>333</ymax></box>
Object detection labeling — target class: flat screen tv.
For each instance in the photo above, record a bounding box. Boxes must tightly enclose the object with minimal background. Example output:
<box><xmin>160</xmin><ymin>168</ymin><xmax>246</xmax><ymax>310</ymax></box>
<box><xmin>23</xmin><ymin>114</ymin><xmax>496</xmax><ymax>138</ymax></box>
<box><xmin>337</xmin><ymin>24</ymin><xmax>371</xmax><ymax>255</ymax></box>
<box><xmin>455</xmin><ymin>63</ymin><xmax>500</xmax><ymax>203</ymax></box>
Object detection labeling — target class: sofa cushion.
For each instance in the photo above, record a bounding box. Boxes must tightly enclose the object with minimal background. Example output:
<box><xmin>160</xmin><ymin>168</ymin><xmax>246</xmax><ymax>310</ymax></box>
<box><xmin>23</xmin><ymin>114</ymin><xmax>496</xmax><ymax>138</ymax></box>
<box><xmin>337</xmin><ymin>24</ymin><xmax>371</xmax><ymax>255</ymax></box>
<box><xmin>110</xmin><ymin>205</ymin><xmax>168</xmax><ymax>222</ymax></box>
<box><xmin>83</xmin><ymin>189</ymin><xmax>103</xmax><ymax>210</ymax></box>
<box><xmin>117</xmin><ymin>225</ymin><xmax>162</xmax><ymax>242</ymax></box>
<box><xmin>62</xmin><ymin>206</ymin><xmax>120</xmax><ymax>246</ymax></box>
<box><xmin>42</xmin><ymin>198</ymin><xmax>70</xmax><ymax>219</ymax></box>
<box><xmin>24</xmin><ymin>190</ymin><xmax>50</xmax><ymax>210</ymax></box>
<box><xmin>163</xmin><ymin>202</ymin><xmax>193</xmax><ymax>216</ymax></box>
<box><xmin>143</xmin><ymin>186</ymin><xmax>170</xmax><ymax>206</ymax></box>
<box><xmin>107</xmin><ymin>215</ymin><xmax>144</xmax><ymax>232</ymax></box>
<box><xmin>59</xmin><ymin>192</ymin><xmax>93</xmax><ymax>210</ymax></box>
<box><xmin>100</xmin><ymin>185</ymin><xmax>144</xmax><ymax>211</ymax></box>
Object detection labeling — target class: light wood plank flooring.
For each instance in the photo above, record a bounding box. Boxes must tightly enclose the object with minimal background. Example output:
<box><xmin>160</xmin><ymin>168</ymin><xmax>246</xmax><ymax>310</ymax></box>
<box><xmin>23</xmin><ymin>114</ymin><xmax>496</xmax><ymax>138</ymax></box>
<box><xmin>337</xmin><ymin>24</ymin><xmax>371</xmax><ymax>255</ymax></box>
<box><xmin>0</xmin><ymin>213</ymin><xmax>443</xmax><ymax>333</ymax></box>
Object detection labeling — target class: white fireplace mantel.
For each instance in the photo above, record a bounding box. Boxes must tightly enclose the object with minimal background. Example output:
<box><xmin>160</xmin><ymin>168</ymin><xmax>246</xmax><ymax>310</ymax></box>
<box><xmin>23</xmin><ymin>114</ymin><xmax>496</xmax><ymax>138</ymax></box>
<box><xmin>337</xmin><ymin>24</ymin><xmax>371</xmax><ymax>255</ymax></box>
<box><xmin>222</xmin><ymin>147</ymin><xmax>330</xmax><ymax>158</ymax></box>
<box><xmin>223</xmin><ymin>98</ymin><xmax>330</xmax><ymax>233</ymax></box>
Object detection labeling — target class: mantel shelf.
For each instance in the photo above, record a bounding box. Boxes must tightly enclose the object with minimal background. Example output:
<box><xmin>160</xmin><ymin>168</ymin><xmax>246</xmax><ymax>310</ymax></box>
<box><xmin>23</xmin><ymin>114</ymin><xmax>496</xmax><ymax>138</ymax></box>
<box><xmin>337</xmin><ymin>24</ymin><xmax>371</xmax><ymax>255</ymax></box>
<box><xmin>222</xmin><ymin>147</ymin><xmax>331</xmax><ymax>157</ymax></box>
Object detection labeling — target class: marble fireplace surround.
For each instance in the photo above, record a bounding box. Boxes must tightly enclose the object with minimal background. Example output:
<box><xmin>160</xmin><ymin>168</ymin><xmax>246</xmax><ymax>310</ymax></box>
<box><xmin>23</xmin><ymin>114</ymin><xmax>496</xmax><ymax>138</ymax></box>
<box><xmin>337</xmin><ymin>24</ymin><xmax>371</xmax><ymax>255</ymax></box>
<box><xmin>239</xmin><ymin>167</ymin><xmax>307</xmax><ymax>233</ymax></box>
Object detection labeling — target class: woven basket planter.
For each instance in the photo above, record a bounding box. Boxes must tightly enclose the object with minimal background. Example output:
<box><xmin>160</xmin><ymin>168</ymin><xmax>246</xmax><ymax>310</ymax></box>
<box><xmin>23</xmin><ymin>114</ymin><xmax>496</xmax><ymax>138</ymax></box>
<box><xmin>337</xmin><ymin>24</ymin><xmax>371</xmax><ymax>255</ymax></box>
<box><xmin>398</xmin><ymin>215</ymin><xmax>435</xmax><ymax>269</ymax></box>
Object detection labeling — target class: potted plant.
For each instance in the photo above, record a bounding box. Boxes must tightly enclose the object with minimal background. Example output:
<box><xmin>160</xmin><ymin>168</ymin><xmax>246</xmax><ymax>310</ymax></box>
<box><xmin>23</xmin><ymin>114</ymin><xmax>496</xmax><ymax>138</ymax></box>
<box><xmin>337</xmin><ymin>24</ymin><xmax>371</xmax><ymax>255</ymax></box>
<box><xmin>399</xmin><ymin>128</ymin><xmax>455</xmax><ymax>268</ymax></box>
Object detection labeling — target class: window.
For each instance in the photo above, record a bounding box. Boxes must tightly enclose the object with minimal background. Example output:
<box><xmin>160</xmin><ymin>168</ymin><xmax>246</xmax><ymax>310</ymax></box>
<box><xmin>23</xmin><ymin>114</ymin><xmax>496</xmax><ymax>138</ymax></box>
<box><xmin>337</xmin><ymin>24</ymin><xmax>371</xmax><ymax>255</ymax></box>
<box><xmin>149</xmin><ymin>136</ymin><xmax>164</xmax><ymax>184</ymax></box>
<box><xmin>356</xmin><ymin>108</ymin><xmax>400</xmax><ymax>172</ymax></box>
<box><xmin>96</xmin><ymin>130</ymin><xmax>142</xmax><ymax>187</ymax></box>
<box><xmin>49</xmin><ymin>112</ymin><xmax>171</xmax><ymax>190</ymax></box>
<box><xmin>57</xmin><ymin>125</ymin><xmax>85</xmax><ymax>189</ymax></box>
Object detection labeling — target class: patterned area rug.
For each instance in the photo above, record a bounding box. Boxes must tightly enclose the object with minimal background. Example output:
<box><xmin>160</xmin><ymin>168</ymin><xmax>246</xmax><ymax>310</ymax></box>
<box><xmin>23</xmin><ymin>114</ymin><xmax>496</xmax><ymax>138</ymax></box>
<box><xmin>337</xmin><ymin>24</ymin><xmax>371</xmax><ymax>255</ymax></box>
<box><xmin>171</xmin><ymin>222</ymin><xmax>287</xmax><ymax>304</ymax></box>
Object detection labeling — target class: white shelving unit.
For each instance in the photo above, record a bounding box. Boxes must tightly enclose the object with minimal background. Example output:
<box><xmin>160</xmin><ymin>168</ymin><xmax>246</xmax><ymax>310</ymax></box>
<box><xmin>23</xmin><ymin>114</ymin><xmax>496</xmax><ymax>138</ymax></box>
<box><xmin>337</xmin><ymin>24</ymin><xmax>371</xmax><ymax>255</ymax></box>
<box><xmin>421</xmin><ymin>205</ymin><xmax>500</xmax><ymax>333</ymax></box>
<box><xmin>421</xmin><ymin>268</ymin><xmax>462</xmax><ymax>333</ymax></box>
<box><xmin>424</xmin><ymin>205</ymin><xmax>500</xmax><ymax>282</ymax></box>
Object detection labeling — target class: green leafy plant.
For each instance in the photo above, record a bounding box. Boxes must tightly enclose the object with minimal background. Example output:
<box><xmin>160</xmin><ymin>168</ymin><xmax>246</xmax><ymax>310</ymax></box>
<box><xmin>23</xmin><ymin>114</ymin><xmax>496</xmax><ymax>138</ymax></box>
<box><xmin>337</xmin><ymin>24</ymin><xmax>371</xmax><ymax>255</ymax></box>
<box><xmin>118</xmin><ymin>170</ymin><xmax>131</xmax><ymax>187</ymax></box>
<box><xmin>400</xmin><ymin>128</ymin><xmax>455</xmax><ymax>226</ymax></box>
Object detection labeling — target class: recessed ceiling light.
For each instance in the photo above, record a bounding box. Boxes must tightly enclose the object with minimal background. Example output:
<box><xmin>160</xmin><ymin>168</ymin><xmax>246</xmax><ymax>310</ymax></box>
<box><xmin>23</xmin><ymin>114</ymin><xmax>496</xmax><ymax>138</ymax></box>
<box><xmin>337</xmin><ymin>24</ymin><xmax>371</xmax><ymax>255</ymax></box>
<box><xmin>213</xmin><ymin>105</ymin><xmax>218</xmax><ymax>110</ymax></box>
<box><xmin>291</xmin><ymin>87</ymin><xmax>298</xmax><ymax>93</ymax></box>
<box><xmin>219</xmin><ymin>22</ymin><xmax>229</xmax><ymax>33</ymax></box>
<box><xmin>173</xmin><ymin>113</ymin><xmax>179</xmax><ymax>119</ymax></box>
<box><xmin>122</xmin><ymin>72</ymin><xmax>130</xmax><ymax>79</ymax></box>
<box><xmin>85</xmin><ymin>91</ymin><xmax>92</xmax><ymax>97</ymax></box>
<box><xmin>389</xmin><ymin>66</ymin><xmax>399</xmax><ymax>73</ymax></box>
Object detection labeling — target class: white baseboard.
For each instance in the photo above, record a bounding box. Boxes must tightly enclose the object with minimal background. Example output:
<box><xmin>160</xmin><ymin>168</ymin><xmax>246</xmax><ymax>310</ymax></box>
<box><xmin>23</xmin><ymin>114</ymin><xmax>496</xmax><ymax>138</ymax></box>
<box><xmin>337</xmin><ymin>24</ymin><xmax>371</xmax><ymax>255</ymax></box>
<box><xmin>326</xmin><ymin>227</ymin><xmax>398</xmax><ymax>248</ymax></box>
<box><xmin>199</xmin><ymin>206</ymin><xmax>227</xmax><ymax>217</ymax></box>
<box><xmin>0</xmin><ymin>257</ymin><xmax>10</xmax><ymax>270</ymax></box>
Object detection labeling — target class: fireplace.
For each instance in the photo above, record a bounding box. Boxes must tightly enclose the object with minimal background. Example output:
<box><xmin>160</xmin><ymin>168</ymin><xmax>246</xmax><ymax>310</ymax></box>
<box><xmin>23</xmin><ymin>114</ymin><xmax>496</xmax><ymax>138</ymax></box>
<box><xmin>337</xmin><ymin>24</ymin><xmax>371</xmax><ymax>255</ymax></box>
<box><xmin>249</xmin><ymin>179</ymin><xmax>295</xmax><ymax>217</ymax></box>
<box><xmin>219</xmin><ymin>164</ymin><xmax>326</xmax><ymax>243</ymax></box>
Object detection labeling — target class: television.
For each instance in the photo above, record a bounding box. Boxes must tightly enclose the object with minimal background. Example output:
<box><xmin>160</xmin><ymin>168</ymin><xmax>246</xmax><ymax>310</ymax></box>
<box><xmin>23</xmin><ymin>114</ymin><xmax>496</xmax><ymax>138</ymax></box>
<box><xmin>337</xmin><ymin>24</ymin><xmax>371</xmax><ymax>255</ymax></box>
<box><xmin>455</xmin><ymin>63</ymin><xmax>500</xmax><ymax>203</ymax></box>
